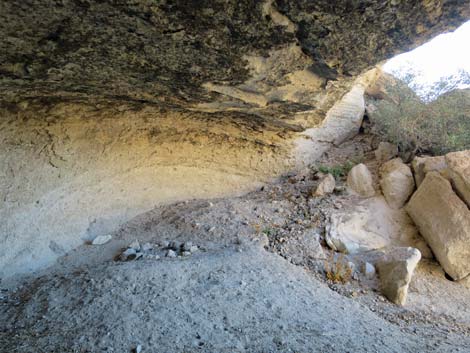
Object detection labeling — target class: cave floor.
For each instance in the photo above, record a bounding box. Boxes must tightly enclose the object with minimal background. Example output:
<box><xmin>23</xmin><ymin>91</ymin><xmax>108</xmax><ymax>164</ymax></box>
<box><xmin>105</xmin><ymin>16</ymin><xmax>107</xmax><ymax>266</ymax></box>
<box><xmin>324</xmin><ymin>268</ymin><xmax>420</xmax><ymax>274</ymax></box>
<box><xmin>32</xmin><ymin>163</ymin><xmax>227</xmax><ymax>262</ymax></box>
<box><xmin>1</xmin><ymin>134</ymin><xmax>470</xmax><ymax>353</ymax></box>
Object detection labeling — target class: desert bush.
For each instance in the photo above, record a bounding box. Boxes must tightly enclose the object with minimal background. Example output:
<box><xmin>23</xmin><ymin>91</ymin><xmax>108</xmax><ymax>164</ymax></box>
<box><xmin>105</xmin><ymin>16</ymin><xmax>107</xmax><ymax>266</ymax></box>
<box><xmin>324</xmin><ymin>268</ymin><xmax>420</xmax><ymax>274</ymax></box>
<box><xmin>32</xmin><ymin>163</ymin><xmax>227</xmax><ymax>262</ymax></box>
<box><xmin>324</xmin><ymin>253</ymin><xmax>353</xmax><ymax>284</ymax></box>
<box><xmin>368</xmin><ymin>74</ymin><xmax>470</xmax><ymax>155</ymax></box>
<box><xmin>315</xmin><ymin>158</ymin><xmax>363</xmax><ymax>179</ymax></box>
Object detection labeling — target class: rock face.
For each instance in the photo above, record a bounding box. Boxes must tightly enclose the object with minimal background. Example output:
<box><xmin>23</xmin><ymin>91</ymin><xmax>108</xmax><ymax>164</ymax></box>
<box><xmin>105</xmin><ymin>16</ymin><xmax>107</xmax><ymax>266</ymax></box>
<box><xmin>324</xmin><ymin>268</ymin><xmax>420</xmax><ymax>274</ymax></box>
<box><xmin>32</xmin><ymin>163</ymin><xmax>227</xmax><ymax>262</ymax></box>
<box><xmin>1</xmin><ymin>1</ymin><xmax>468</xmax><ymax>105</ymax></box>
<box><xmin>411</xmin><ymin>156</ymin><xmax>448</xmax><ymax>187</ymax></box>
<box><xmin>376</xmin><ymin>247</ymin><xmax>421</xmax><ymax>306</ymax></box>
<box><xmin>380</xmin><ymin>158</ymin><xmax>415</xmax><ymax>209</ymax></box>
<box><xmin>314</xmin><ymin>174</ymin><xmax>336</xmax><ymax>196</ymax></box>
<box><xmin>446</xmin><ymin>150</ymin><xmax>470</xmax><ymax>207</ymax></box>
<box><xmin>406</xmin><ymin>172</ymin><xmax>470</xmax><ymax>280</ymax></box>
<box><xmin>347</xmin><ymin>164</ymin><xmax>375</xmax><ymax>197</ymax></box>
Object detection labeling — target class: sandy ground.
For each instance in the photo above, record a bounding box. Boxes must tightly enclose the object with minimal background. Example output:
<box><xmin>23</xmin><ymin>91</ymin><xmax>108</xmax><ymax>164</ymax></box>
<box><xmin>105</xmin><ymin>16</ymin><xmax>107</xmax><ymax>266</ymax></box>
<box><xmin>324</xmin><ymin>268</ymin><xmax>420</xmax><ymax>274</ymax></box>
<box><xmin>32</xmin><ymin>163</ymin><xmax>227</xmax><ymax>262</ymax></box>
<box><xmin>1</xmin><ymin>134</ymin><xmax>470</xmax><ymax>352</ymax></box>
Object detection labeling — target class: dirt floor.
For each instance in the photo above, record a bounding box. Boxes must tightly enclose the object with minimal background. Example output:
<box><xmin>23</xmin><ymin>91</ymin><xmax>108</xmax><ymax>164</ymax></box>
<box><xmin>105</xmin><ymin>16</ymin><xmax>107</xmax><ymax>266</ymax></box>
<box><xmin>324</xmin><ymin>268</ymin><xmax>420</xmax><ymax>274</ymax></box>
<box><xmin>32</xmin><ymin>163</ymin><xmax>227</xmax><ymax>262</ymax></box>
<box><xmin>1</xmin><ymin>133</ymin><xmax>470</xmax><ymax>352</ymax></box>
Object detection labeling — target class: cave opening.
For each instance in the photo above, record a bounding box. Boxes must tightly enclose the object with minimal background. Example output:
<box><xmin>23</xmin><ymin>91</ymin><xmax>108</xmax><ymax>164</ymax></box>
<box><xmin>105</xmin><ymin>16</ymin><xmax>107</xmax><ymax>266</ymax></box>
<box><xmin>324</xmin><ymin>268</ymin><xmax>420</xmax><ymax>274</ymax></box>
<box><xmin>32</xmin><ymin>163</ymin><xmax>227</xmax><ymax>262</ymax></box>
<box><xmin>383</xmin><ymin>20</ymin><xmax>470</xmax><ymax>103</ymax></box>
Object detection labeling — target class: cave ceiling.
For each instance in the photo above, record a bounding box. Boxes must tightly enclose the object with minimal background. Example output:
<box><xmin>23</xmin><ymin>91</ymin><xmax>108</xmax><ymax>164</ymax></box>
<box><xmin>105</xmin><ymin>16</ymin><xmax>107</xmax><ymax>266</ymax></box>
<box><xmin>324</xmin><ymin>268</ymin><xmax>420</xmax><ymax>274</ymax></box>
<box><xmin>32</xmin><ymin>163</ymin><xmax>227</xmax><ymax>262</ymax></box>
<box><xmin>0</xmin><ymin>0</ymin><xmax>469</xmax><ymax>115</ymax></box>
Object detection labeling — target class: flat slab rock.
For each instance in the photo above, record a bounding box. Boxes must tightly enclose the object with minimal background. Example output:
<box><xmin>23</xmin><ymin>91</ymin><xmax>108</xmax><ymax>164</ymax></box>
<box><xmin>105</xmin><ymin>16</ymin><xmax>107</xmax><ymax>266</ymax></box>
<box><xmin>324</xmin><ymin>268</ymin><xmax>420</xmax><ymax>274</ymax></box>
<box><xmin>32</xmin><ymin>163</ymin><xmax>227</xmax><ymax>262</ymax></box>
<box><xmin>406</xmin><ymin>172</ymin><xmax>470</xmax><ymax>280</ymax></box>
<box><xmin>326</xmin><ymin>196</ymin><xmax>431</xmax><ymax>257</ymax></box>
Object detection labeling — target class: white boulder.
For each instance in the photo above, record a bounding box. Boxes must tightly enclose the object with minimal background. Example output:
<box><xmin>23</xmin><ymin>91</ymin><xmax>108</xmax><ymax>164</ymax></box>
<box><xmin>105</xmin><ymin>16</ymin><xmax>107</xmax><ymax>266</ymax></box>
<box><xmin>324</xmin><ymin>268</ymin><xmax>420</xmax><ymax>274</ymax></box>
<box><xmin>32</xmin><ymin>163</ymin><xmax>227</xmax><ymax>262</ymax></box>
<box><xmin>347</xmin><ymin>163</ymin><xmax>375</xmax><ymax>197</ymax></box>
<box><xmin>326</xmin><ymin>196</ymin><xmax>431</xmax><ymax>257</ymax></box>
<box><xmin>380</xmin><ymin>158</ymin><xmax>415</xmax><ymax>209</ymax></box>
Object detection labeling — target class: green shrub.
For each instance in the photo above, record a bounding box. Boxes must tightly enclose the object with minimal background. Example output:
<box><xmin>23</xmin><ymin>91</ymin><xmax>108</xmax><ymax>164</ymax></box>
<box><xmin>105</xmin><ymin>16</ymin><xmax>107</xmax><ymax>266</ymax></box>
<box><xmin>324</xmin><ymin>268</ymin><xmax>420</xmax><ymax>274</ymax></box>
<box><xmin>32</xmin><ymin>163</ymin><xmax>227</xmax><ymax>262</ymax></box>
<box><xmin>368</xmin><ymin>76</ymin><xmax>470</xmax><ymax>155</ymax></box>
<box><xmin>315</xmin><ymin>159</ymin><xmax>362</xmax><ymax>179</ymax></box>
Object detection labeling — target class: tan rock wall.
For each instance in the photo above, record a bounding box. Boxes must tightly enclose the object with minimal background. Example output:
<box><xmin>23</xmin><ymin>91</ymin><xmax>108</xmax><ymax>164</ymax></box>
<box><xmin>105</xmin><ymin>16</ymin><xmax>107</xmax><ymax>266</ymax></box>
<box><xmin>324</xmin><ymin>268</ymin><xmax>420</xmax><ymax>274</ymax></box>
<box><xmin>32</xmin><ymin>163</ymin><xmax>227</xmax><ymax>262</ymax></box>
<box><xmin>0</xmin><ymin>103</ymin><xmax>295</xmax><ymax>278</ymax></box>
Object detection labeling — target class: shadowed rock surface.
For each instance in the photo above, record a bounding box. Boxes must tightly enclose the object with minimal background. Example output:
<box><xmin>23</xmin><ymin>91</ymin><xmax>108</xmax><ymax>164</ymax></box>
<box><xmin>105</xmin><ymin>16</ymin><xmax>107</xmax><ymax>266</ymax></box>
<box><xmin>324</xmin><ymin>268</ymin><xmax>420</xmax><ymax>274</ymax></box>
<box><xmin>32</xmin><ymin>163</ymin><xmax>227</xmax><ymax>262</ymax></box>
<box><xmin>1</xmin><ymin>0</ymin><xmax>469</xmax><ymax>107</ymax></box>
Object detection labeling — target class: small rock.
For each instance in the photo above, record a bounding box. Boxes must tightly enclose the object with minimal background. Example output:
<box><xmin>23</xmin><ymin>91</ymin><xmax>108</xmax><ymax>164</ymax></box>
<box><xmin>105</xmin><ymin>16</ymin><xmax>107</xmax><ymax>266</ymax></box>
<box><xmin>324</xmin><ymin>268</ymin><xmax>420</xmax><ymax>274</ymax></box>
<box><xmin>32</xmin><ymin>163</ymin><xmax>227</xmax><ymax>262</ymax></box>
<box><xmin>142</xmin><ymin>243</ymin><xmax>153</xmax><ymax>252</ymax></box>
<box><xmin>190</xmin><ymin>245</ymin><xmax>199</xmax><ymax>253</ymax></box>
<box><xmin>91</xmin><ymin>234</ymin><xmax>112</xmax><ymax>245</ymax></box>
<box><xmin>363</xmin><ymin>262</ymin><xmax>376</xmax><ymax>279</ymax></box>
<box><xmin>169</xmin><ymin>241</ymin><xmax>181</xmax><ymax>251</ymax></box>
<box><xmin>182</xmin><ymin>242</ymin><xmax>193</xmax><ymax>252</ymax></box>
<box><xmin>334</xmin><ymin>185</ymin><xmax>346</xmax><ymax>193</ymax></box>
<box><xmin>182</xmin><ymin>251</ymin><xmax>191</xmax><ymax>256</ymax></box>
<box><xmin>347</xmin><ymin>163</ymin><xmax>375</xmax><ymax>197</ymax></box>
<box><xmin>376</xmin><ymin>247</ymin><xmax>421</xmax><ymax>306</ymax></box>
<box><xmin>159</xmin><ymin>240</ymin><xmax>170</xmax><ymax>248</ymax></box>
<box><xmin>128</xmin><ymin>240</ymin><xmax>141</xmax><ymax>251</ymax></box>
<box><xmin>135</xmin><ymin>344</ymin><xmax>142</xmax><ymax>353</ymax></box>
<box><xmin>374</xmin><ymin>142</ymin><xmax>398</xmax><ymax>162</ymax></box>
<box><xmin>120</xmin><ymin>248</ymin><xmax>137</xmax><ymax>261</ymax></box>
<box><xmin>314</xmin><ymin>174</ymin><xmax>336</xmax><ymax>196</ymax></box>
<box><xmin>380</xmin><ymin>158</ymin><xmax>415</xmax><ymax>209</ymax></box>
<box><xmin>166</xmin><ymin>249</ymin><xmax>177</xmax><ymax>258</ymax></box>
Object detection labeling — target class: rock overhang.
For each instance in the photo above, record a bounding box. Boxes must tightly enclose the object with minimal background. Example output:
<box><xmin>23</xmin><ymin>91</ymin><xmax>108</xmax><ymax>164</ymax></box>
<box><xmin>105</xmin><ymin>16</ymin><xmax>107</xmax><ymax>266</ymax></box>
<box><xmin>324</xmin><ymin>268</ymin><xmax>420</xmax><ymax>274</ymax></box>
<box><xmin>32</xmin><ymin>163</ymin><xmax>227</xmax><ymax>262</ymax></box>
<box><xmin>1</xmin><ymin>0</ymin><xmax>470</xmax><ymax>279</ymax></box>
<box><xmin>0</xmin><ymin>0</ymin><xmax>469</xmax><ymax>111</ymax></box>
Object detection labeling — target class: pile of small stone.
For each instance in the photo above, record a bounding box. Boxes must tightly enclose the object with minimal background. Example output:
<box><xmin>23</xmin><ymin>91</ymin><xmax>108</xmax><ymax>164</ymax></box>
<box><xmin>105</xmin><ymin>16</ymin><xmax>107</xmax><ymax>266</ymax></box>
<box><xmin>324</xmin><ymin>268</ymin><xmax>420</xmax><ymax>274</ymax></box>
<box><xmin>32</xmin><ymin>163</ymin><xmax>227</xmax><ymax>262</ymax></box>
<box><xmin>162</xmin><ymin>240</ymin><xmax>199</xmax><ymax>258</ymax></box>
<box><xmin>118</xmin><ymin>240</ymin><xmax>199</xmax><ymax>261</ymax></box>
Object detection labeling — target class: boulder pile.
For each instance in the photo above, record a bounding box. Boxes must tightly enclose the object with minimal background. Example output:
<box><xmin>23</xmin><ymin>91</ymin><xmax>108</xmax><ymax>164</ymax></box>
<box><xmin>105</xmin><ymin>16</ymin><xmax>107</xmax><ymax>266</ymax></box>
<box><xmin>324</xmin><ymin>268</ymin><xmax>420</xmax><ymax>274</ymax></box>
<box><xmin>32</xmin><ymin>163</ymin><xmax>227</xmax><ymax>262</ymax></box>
<box><xmin>406</xmin><ymin>151</ymin><xmax>470</xmax><ymax>281</ymax></box>
<box><xmin>381</xmin><ymin>150</ymin><xmax>470</xmax><ymax>282</ymax></box>
<box><xmin>330</xmin><ymin>147</ymin><xmax>470</xmax><ymax>304</ymax></box>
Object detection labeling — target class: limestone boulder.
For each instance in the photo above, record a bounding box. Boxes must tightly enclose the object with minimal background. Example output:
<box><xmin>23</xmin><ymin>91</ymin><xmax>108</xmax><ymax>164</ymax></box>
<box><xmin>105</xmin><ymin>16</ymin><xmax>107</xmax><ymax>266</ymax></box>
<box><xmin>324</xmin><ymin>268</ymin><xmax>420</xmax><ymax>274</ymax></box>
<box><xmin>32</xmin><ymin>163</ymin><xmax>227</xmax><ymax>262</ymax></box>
<box><xmin>411</xmin><ymin>155</ymin><xmax>448</xmax><ymax>187</ymax></box>
<box><xmin>374</xmin><ymin>142</ymin><xmax>398</xmax><ymax>163</ymax></box>
<box><xmin>326</xmin><ymin>196</ymin><xmax>432</xmax><ymax>257</ymax></box>
<box><xmin>380</xmin><ymin>158</ymin><xmax>415</xmax><ymax>209</ymax></box>
<box><xmin>347</xmin><ymin>163</ymin><xmax>375</xmax><ymax>197</ymax></box>
<box><xmin>376</xmin><ymin>247</ymin><xmax>421</xmax><ymax>306</ymax></box>
<box><xmin>314</xmin><ymin>174</ymin><xmax>336</xmax><ymax>196</ymax></box>
<box><xmin>446</xmin><ymin>150</ymin><xmax>470</xmax><ymax>207</ymax></box>
<box><xmin>406</xmin><ymin>172</ymin><xmax>470</xmax><ymax>280</ymax></box>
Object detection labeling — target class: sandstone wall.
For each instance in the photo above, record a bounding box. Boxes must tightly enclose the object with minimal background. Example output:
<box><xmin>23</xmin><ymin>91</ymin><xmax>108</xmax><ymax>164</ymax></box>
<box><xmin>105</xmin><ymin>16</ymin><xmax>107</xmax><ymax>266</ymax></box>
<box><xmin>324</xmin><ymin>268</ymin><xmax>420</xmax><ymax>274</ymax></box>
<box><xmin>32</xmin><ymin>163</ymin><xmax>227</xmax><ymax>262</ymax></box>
<box><xmin>0</xmin><ymin>102</ymin><xmax>296</xmax><ymax>278</ymax></box>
